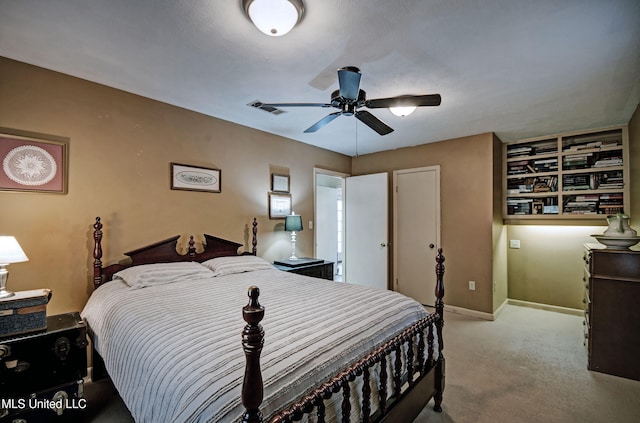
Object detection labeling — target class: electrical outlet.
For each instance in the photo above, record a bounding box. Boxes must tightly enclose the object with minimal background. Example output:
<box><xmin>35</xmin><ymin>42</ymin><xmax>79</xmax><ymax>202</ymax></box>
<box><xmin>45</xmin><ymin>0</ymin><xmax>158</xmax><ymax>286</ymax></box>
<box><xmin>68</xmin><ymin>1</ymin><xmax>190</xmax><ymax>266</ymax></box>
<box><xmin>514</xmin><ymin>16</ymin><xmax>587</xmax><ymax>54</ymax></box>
<box><xmin>469</xmin><ymin>280</ymin><xmax>476</xmax><ymax>291</ymax></box>
<box><xmin>509</xmin><ymin>239</ymin><xmax>521</xmax><ymax>249</ymax></box>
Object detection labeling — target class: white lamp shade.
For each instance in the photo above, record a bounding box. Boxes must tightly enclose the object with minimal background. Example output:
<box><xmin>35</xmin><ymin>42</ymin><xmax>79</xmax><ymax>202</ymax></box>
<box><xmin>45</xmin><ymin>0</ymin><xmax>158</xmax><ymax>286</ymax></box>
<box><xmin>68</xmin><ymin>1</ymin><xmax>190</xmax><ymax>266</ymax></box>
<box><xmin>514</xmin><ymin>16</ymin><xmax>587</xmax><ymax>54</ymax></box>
<box><xmin>389</xmin><ymin>106</ymin><xmax>417</xmax><ymax>117</ymax></box>
<box><xmin>0</xmin><ymin>236</ymin><xmax>29</xmax><ymax>264</ymax></box>
<box><xmin>244</xmin><ymin>0</ymin><xmax>303</xmax><ymax>37</ymax></box>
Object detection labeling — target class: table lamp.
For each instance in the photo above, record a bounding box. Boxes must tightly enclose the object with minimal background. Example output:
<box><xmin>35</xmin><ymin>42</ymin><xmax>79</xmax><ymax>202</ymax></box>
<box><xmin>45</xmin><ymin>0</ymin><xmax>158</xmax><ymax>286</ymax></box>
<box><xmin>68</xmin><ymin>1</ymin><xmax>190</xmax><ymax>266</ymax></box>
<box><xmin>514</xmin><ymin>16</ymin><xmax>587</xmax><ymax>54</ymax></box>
<box><xmin>285</xmin><ymin>212</ymin><xmax>303</xmax><ymax>260</ymax></box>
<box><xmin>0</xmin><ymin>236</ymin><xmax>29</xmax><ymax>299</ymax></box>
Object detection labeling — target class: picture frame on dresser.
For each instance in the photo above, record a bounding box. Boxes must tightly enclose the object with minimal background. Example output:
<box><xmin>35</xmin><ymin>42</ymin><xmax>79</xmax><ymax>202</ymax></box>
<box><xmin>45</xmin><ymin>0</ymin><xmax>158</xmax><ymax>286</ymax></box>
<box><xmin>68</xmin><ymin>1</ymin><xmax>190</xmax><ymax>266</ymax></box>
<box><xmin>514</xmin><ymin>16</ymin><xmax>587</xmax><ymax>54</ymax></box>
<box><xmin>170</xmin><ymin>162</ymin><xmax>221</xmax><ymax>193</ymax></box>
<box><xmin>0</xmin><ymin>130</ymin><xmax>69</xmax><ymax>194</ymax></box>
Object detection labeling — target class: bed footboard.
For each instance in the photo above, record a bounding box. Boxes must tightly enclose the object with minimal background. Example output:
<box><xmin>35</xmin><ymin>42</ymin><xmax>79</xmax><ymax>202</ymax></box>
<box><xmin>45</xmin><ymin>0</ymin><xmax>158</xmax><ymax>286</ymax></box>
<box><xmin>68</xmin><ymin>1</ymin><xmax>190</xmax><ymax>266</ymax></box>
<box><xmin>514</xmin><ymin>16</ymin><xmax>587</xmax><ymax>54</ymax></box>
<box><xmin>241</xmin><ymin>249</ymin><xmax>446</xmax><ymax>422</ymax></box>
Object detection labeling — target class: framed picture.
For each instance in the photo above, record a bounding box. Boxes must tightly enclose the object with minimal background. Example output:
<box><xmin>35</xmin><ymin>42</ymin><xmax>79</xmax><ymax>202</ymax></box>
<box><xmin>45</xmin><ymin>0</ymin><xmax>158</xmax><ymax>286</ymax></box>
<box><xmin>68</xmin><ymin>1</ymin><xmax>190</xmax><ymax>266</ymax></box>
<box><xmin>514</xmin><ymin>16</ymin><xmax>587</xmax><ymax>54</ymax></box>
<box><xmin>0</xmin><ymin>131</ymin><xmax>68</xmax><ymax>194</ymax></box>
<box><xmin>269</xmin><ymin>193</ymin><xmax>292</xmax><ymax>219</ymax></box>
<box><xmin>171</xmin><ymin>163</ymin><xmax>221</xmax><ymax>193</ymax></box>
<box><xmin>271</xmin><ymin>173</ymin><xmax>290</xmax><ymax>193</ymax></box>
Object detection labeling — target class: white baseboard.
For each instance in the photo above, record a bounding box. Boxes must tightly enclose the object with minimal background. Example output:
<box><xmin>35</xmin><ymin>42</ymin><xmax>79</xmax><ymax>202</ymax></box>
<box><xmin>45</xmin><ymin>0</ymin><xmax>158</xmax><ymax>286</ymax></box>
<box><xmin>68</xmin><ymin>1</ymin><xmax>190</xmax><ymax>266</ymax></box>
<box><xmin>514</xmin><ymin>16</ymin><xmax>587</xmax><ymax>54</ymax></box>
<box><xmin>430</xmin><ymin>298</ymin><xmax>582</xmax><ymax>322</ymax></box>
<box><xmin>507</xmin><ymin>299</ymin><xmax>584</xmax><ymax>316</ymax></box>
<box><xmin>444</xmin><ymin>304</ymin><xmax>497</xmax><ymax>321</ymax></box>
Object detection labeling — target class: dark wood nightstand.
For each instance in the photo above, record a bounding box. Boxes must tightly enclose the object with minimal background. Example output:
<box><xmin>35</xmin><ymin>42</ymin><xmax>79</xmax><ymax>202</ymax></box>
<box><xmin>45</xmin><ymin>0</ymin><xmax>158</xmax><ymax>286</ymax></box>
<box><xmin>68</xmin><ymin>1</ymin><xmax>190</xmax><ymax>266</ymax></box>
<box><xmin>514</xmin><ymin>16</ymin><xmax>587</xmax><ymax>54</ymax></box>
<box><xmin>273</xmin><ymin>258</ymin><xmax>335</xmax><ymax>280</ymax></box>
<box><xmin>0</xmin><ymin>312</ymin><xmax>88</xmax><ymax>421</ymax></box>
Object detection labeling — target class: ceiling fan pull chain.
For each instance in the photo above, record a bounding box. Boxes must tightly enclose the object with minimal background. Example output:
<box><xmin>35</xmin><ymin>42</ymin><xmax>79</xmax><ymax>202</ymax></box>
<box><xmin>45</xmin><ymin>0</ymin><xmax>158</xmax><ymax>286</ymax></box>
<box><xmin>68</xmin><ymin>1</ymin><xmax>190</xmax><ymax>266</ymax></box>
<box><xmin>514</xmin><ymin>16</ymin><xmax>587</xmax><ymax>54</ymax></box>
<box><xmin>354</xmin><ymin>118</ymin><xmax>359</xmax><ymax>158</ymax></box>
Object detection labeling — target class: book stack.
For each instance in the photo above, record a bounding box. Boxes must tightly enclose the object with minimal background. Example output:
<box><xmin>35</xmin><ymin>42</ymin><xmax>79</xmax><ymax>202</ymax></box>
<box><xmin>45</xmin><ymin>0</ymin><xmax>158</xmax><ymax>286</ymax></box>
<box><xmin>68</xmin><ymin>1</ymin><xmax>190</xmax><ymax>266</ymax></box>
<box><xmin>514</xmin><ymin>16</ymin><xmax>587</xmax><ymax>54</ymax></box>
<box><xmin>598</xmin><ymin>193</ymin><xmax>624</xmax><ymax>215</ymax></box>
<box><xmin>597</xmin><ymin>171</ymin><xmax>624</xmax><ymax>189</ymax></box>
<box><xmin>507</xmin><ymin>146</ymin><xmax>532</xmax><ymax>158</ymax></box>
<box><xmin>563</xmin><ymin>153</ymin><xmax>591</xmax><ymax>169</ymax></box>
<box><xmin>507</xmin><ymin>198</ymin><xmax>532</xmax><ymax>215</ymax></box>
<box><xmin>563</xmin><ymin>174</ymin><xmax>590</xmax><ymax>191</ymax></box>
<box><xmin>532</xmin><ymin>140</ymin><xmax>558</xmax><ymax>155</ymax></box>
<box><xmin>533</xmin><ymin>158</ymin><xmax>558</xmax><ymax>172</ymax></box>
<box><xmin>563</xmin><ymin>196</ymin><xmax>598</xmax><ymax>214</ymax></box>
<box><xmin>593</xmin><ymin>155</ymin><xmax>623</xmax><ymax>168</ymax></box>
<box><xmin>507</xmin><ymin>160</ymin><xmax>531</xmax><ymax>175</ymax></box>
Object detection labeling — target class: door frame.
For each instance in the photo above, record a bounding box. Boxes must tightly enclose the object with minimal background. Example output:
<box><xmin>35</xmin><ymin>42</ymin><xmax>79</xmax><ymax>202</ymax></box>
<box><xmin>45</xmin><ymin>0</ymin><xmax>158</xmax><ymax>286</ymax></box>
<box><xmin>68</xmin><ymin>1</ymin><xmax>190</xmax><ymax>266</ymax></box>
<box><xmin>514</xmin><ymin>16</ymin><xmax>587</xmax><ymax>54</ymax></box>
<box><xmin>392</xmin><ymin>165</ymin><xmax>441</xmax><ymax>293</ymax></box>
<box><xmin>313</xmin><ymin>167</ymin><xmax>349</xmax><ymax>262</ymax></box>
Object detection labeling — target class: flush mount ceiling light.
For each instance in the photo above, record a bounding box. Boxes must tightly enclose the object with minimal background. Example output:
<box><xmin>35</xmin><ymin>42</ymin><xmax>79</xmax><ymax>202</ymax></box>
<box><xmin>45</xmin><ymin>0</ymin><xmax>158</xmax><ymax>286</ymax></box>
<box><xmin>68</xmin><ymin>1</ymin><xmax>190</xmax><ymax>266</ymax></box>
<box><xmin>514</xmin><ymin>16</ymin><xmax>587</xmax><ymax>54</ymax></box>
<box><xmin>242</xmin><ymin>0</ymin><xmax>304</xmax><ymax>37</ymax></box>
<box><xmin>389</xmin><ymin>106</ymin><xmax>417</xmax><ymax>117</ymax></box>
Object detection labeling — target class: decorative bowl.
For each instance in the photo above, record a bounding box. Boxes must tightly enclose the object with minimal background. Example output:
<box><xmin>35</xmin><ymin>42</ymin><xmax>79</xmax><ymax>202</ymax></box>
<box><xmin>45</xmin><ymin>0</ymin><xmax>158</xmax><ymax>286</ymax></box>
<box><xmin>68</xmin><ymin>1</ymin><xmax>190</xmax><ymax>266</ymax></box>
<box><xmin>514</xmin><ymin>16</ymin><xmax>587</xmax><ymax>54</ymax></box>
<box><xmin>591</xmin><ymin>235</ymin><xmax>640</xmax><ymax>250</ymax></box>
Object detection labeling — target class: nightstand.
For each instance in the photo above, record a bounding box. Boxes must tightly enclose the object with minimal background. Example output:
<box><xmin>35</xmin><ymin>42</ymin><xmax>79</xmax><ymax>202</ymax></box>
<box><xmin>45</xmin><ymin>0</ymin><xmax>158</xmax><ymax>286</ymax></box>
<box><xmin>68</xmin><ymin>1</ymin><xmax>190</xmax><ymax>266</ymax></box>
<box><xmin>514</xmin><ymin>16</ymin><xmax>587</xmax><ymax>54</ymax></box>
<box><xmin>273</xmin><ymin>258</ymin><xmax>335</xmax><ymax>280</ymax></box>
<box><xmin>0</xmin><ymin>312</ymin><xmax>88</xmax><ymax>421</ymax></box>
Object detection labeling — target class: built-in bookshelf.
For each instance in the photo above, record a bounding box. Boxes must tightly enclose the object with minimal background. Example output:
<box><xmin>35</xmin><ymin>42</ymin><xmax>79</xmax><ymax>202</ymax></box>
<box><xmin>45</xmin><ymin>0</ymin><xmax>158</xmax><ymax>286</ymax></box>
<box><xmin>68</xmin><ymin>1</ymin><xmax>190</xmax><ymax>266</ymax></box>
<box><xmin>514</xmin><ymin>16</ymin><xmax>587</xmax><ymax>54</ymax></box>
<box><xmin>503</xmin><ymin>125</ymin><xmax>629</xmax><ymax>222</ymax></box>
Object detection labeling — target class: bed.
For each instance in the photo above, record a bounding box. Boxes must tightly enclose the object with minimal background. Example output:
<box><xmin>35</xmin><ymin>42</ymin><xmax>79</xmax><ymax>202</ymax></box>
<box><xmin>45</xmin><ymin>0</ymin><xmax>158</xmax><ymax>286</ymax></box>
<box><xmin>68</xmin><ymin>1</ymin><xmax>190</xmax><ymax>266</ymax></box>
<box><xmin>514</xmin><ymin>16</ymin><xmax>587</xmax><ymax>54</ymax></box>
<box><xmin>83</xmin><ymin>217</ymin><xmax>445</xmax><ymax>422</ymax></box>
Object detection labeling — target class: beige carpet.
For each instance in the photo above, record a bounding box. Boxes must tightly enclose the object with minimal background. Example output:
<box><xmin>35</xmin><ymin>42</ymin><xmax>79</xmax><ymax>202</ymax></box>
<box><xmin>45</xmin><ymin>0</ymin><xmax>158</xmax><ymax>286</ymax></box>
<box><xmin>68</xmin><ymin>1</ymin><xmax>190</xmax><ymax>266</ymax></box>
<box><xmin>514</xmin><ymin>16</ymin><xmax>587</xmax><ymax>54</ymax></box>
<box><xmin>415</xmin><ymin>305</ymin><xmax>640</xmax><ymax>423</ymax></box>
<box><xmin>83</xmin><ymin>305</ymin><xmax>640</xmax><ymax>422</ymax></box>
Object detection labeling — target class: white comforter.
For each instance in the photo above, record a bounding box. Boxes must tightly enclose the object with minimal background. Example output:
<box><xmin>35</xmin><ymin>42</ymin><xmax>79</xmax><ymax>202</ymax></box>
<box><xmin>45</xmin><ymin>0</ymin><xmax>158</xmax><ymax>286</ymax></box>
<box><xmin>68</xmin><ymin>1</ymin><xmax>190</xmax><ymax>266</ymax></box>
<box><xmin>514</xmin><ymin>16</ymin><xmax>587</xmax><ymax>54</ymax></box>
<box><xmin>81</xmin><ymin>268</ymin><xmax>430</xmax><ymax>422</ymax></box>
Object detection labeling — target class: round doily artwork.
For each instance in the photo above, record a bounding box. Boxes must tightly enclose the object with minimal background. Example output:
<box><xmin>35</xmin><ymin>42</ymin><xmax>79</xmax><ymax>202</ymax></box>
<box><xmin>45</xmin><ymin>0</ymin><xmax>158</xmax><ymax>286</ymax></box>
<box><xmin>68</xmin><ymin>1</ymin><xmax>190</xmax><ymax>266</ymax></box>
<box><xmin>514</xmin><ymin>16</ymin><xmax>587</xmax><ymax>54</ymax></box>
<box><xmin>3</xmin><ymin>145</ymin><xmax>58</xmax><ymax>186</ymax></box>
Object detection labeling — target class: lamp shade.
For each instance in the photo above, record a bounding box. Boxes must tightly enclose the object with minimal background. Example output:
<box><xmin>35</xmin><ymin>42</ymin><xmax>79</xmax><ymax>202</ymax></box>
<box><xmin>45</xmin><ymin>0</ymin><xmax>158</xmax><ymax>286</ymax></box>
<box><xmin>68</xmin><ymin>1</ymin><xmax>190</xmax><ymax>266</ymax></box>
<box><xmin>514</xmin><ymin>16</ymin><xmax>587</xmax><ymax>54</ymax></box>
<box><xmin>0</xmin><ymin>236</ymin><xmax>29</xmax><ymax>264</ymax></box>
<box><xmin>389</xmin><ymin>106</ymin><xmax>417</xmax><ymax>117</ymax></box>
<box><xmin>242</xmin><ymin>0</ymin><xmax>304</xmax><ymax>37</ymax></box>
<box><xmin>285</xmin><ymin>214</ymin><xmax>303</xmax><ymax>232</ymax></box>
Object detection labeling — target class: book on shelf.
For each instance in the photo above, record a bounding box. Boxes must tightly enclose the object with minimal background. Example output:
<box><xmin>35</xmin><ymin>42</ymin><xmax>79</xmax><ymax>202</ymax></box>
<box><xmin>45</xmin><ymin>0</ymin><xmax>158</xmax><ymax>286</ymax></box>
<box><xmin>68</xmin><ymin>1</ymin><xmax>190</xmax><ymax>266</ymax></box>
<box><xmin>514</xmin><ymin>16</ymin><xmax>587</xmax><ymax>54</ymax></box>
<box><xmin>593</xmin><ymin>158</ymin><xmax>623</xmax><ymax>167</ymax></box>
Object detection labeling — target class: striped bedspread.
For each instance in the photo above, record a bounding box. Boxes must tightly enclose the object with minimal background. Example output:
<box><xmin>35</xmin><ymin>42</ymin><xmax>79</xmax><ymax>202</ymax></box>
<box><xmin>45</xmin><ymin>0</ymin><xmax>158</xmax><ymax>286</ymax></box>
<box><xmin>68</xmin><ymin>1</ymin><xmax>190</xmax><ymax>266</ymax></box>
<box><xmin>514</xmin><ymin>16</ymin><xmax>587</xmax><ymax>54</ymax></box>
<box><xmin>81</xmin><ymin>267</ymin><xmax>430</xmax><ymax>422</ymax></box>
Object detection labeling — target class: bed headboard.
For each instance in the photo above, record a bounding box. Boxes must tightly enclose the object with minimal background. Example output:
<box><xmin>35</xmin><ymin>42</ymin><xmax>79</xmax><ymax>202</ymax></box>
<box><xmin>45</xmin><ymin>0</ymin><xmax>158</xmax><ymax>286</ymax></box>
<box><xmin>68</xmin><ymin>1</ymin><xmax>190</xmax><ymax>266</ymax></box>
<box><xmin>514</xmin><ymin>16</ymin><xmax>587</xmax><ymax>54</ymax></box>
<box><xmin>92</xmin><ymin>216</ymin><xmax>258</xmax><ymax>289</ymax></box>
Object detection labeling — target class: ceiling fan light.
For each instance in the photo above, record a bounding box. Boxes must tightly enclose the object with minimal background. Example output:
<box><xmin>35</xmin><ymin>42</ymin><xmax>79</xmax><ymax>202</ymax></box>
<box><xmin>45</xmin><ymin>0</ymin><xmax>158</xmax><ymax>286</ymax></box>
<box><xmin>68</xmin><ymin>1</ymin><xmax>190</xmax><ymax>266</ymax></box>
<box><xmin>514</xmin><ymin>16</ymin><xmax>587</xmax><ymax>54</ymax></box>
<box><xmin>243</xmin><ymin>0</ymin><xmax>304</xmax><ymax>37</ymax></box>
<box><xmin>389</xmin><ymin>106</ymin><xmax>416</xmax><ymax>117</ymax></box>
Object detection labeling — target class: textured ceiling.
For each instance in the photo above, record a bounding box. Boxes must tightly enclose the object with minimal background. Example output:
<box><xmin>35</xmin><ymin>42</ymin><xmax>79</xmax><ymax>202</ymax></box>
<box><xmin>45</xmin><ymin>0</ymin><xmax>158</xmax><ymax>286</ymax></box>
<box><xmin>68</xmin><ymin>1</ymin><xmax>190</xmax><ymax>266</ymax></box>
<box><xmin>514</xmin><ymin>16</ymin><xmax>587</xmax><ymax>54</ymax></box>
<box><xmin>1</xmin><ymin>0</ymin><xmax>639</xmax><ymax>156</ymax></box>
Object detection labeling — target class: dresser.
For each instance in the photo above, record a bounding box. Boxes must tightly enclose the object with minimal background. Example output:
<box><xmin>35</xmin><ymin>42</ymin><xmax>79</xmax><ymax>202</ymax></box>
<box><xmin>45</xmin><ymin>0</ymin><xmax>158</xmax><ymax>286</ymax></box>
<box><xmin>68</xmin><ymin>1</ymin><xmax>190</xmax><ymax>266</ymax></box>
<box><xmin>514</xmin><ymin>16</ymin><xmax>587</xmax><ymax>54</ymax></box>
<box><xmin>582</xmin><ymin>244</ymin><xmax>640</xmax><ymax>381</ymax></box>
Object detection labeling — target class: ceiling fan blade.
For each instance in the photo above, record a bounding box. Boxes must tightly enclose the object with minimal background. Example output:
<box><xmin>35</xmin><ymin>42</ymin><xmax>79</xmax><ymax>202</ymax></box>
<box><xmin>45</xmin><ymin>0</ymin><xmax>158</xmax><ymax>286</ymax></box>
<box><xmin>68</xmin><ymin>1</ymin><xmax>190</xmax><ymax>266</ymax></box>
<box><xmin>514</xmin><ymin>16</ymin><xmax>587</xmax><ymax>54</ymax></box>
<box><xmin>337</xmin><ymin>66</ymin><xmax>362</xmax><ymax>101</ymax></box>
<box><xmin>355</xmin><ymin>110</ymin><xmax>394</xmax><ymax>135</ymax></box>
<box><xmin>365</xmin><ymin>94</ymin><xmax>442</xmax><ymax>109</ymax></box>
<box><xmin>259</xmin><ymin>102</ymin><xmax>332</xmax><ymax>108</ymax></box>
<box><xmin>304</xmin><ymin>112</ymin><xmax>341</xmax><ymax>133</ymax></box>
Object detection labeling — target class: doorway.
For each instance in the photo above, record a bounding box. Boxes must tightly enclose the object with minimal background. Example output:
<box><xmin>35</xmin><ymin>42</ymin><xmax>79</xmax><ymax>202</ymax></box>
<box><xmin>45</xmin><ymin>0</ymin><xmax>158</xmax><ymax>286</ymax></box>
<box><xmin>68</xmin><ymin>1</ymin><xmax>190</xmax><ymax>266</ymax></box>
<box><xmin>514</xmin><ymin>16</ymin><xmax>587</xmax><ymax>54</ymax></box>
<box><xmin>314</xmin><ymin>169</ymin><xmax>347</xmax><ymax>281</ymax></box>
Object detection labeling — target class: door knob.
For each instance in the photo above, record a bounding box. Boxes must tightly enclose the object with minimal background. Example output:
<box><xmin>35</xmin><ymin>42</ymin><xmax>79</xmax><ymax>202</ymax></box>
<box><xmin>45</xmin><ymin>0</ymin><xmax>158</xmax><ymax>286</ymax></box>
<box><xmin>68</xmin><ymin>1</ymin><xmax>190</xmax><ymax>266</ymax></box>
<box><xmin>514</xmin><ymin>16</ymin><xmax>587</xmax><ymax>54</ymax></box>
<box><xmin>380</xmin><ymin>242</ymin><xmax>387</xmax><ymax>247</ymax></box>
<box><xmin>429</xmin><ymin>243</ymin><xmax>435</xmax><ymax>249</ymax></box>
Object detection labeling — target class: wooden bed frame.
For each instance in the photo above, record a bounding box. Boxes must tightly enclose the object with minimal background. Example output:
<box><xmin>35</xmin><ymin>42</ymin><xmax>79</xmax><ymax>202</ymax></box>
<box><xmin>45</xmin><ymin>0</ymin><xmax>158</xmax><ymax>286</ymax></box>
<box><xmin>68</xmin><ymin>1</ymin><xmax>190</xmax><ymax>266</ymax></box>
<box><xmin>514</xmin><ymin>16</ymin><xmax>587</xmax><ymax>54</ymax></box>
<box><xmin>90</xmin><ymin>216</ymin><xmax>445</xmax><ymax>422</ymax></box>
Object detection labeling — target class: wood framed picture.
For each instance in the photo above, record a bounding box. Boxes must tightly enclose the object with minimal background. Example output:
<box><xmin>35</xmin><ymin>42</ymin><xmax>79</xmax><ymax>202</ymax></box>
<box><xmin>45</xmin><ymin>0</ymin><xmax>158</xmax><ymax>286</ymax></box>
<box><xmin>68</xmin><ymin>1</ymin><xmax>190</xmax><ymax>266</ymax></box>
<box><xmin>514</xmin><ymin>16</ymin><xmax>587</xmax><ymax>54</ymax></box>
<box><xmin>271</xmin><ymin>173</ymin><xmax>290</xmax><ymax>193</ymax></box>
<box><xmin>269</xmin><ymin>192</ymin><xmax>292</xmax><ymax>219</ymax></box>
<box><xmin>0</xmin><ymin>131</ymin><xmax>69</xmax><ymax>194</ymax></box>
<box><xmin>171</xmin><ymin>163</ymin><xmax>221</xmax><ymax>193</ymax></box>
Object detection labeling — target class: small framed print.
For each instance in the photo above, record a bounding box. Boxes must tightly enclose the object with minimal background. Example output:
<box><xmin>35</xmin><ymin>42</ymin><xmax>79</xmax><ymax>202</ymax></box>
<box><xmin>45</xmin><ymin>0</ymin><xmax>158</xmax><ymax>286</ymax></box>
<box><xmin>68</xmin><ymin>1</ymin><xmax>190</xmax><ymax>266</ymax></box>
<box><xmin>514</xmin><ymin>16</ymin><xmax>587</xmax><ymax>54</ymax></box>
<box><xmin>0</xmin><ymin>131</ymin><xmax>68</xmax><ymax>194</ymax></box>
<box><xmin>171</xmin><ymin>163</ymin><xmax>221</xmax><ymax>193</ymax></box>
<box><xmin>269</xmin><ymin>192</ymin><xmax>292</xmax><ymax>219</ymax></box>
<box><xmin>271</xmin><ymin>173</ymin><xmax>290</xmax><ymax>193</ymax></box>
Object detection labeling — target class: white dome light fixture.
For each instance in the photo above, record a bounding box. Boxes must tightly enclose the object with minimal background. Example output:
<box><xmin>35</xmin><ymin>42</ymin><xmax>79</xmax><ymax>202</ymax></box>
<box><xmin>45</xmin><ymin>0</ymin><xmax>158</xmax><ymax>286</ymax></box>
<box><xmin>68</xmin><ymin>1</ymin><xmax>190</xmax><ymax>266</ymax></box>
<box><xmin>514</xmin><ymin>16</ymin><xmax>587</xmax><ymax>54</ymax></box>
<box><xmin>389</xmin><ymin>106</ymin><xmax>417</xmax><ymax>117</ymax></box>
<box><xmin>242</xmin><ymin>0</ymin><xmax>304</xmax><ymax>37</ymax></box>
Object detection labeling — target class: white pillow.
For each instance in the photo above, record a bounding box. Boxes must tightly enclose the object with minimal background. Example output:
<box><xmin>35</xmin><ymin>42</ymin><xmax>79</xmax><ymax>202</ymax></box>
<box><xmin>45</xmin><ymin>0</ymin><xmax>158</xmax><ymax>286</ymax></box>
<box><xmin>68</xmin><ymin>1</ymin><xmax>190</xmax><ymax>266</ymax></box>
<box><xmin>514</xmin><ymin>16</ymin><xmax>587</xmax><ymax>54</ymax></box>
<box><xmin>202</xmin><ymin>255</ymin><xmax>273</xmax><ymax>277</ymax></box>
<box><xmin>113</xmin><ymin>262</ymin><xmax>214</xmax><ymax>289</ymax></box>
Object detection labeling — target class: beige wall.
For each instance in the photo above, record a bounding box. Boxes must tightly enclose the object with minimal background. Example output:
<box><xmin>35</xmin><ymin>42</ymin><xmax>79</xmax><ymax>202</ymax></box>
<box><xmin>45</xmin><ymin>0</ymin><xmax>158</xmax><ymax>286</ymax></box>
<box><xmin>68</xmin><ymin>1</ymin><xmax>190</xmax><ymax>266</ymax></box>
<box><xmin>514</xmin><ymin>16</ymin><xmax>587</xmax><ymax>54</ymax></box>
<box><xmin>352</xmin><ymin>133</ymin><xmax>501</xmax><ymax>314</ymax></box>
<box><xmin>0</xmin><ymin>58</ymin><xmax>351</xmax><ymax>315</ymax></box>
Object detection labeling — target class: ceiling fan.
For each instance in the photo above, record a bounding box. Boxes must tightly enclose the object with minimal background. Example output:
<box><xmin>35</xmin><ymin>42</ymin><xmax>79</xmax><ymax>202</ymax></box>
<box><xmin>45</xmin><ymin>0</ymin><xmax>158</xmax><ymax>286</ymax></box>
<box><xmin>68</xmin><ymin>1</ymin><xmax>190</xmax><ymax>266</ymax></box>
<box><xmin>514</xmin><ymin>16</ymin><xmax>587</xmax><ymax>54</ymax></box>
<box><xmin>259</xmin><ymin>66</ymin><xmax>441</xmax><ymax>136</ymax></box>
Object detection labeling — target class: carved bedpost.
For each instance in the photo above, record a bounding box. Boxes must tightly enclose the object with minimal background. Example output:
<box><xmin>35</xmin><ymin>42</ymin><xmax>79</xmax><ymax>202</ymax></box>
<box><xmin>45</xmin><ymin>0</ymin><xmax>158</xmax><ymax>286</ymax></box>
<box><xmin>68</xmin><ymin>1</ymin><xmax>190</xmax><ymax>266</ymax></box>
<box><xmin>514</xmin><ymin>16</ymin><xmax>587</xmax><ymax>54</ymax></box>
<box><xmin>433</xmin><ymin>248</ymin><xmax>445</xmax><ymax>412</ymax></box>
<box><xmin>93</xmin><ymin>217</ymin><xmax>103</xmax><ymax>289</ymax></box>
<box><xmin>242</xmin><ymin>286</ymin><xmax>265</xmax><ymax>423</ymax></box>
<box><xmin>252</xmin><ymin>218</ymin><xmax>258</xmax><ymax>255</ymax></box>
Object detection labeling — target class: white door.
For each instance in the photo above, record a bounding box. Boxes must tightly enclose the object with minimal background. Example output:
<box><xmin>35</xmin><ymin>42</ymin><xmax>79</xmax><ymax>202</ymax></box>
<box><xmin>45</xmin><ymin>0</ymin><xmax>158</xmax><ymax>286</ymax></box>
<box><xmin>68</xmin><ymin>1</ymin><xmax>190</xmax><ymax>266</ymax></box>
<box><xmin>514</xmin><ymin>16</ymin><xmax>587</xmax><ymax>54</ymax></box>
<box><xmin>393</xmin><ymin>166</ymin><xmax>440</xmax><ymax>305</ymax></box>
<box><xmin>345</xmin><ymin>173</ymin><xmax>388</xmax><ymax>289</ymax></box>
